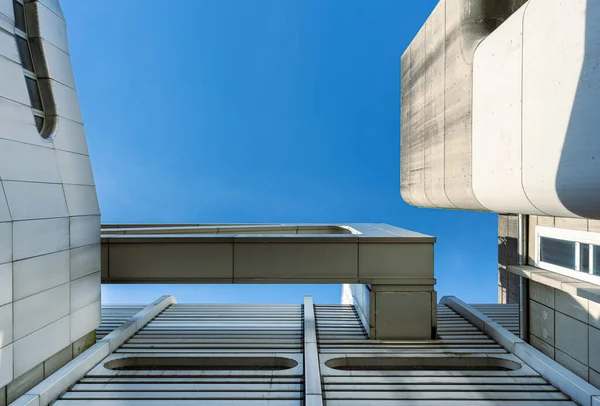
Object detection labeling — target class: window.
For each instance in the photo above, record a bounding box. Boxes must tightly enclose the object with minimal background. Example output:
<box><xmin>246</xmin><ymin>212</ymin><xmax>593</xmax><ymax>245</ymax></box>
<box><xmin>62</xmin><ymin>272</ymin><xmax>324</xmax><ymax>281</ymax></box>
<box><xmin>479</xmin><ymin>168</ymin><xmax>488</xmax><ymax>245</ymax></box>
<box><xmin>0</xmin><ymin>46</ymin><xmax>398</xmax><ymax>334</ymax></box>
<box><xmin>13</xmin><ymin>0</ymin><xmax>47</xmax><ymax>136</ymax></box>
<box><xmin>536</xmin><ymin>226</ymin><xmax>600</xmax><ymax>284</ymax></box>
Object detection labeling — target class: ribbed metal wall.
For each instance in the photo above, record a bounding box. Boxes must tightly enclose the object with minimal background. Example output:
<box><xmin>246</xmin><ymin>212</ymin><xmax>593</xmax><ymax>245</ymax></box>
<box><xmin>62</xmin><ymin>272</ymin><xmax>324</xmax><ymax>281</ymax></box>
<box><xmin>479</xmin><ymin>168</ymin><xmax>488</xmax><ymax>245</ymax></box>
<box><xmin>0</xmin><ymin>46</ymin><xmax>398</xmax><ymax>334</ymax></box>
<box><xmin>56</xmin><ymin>302</ymin><xmax>571</xmax><ymax>405</ymax></box>
<box><xmin>472</xmin><ymin>303</ymin><xmax>520</xmax><ymax>336</ymax></box>
<box><xmin>96</xmin><ymin>305</ymin><xmax>145</xmax><ymax>340</ymax></box>
<box><xmin>59</xmin><ymin>304</ymin><xmax>304</xmax><ymax>405</ymax></box>
<box><xmin>318</xmin><ymin>304</ymin><xmax>574</xmax><ymax>405</ymax></box>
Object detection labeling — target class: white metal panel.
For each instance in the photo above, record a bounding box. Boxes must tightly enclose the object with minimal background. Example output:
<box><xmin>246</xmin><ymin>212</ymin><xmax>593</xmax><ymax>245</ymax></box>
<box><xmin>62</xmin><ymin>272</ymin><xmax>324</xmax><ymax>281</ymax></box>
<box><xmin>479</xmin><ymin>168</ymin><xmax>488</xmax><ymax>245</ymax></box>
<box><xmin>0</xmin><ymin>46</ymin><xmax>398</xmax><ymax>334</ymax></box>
<box><xmin>70</xmin><ymin>215</ymin><xmax>100</xmax><ymax>248</ymax></box>
<box><xmin>40</xmin><ymin>78</ymin><xmax>83</xmax><ymax>123</ymax></box>
<box><xmin>0</xmin><ymin>181</ymin><xmax>9</xmax><ymax>222</ymax></box>
<box><xmin>12</xmin><ymin>217</ymin><xmax>69</xmax><ymax>261</ymax></box>
<box><xmin>70</xmin><ymin>244</ymin><xmax>101</xmax><ymax>281</ymax></box>
<box><xmin>13</xmin><ymin>283</ymin><xmax>70</xmax><ymax>339</ymax></box>
<box><xmin>0</xmin><ymin>140</ymin><xmax>61</xmax><ymax>183</ymax></box>
<box><xmin>13</xmin><ymin>316</ymin><xmax>69</xmax><ymax>378</ymax></box>
<box><xmin>0</xmin><ymin>25</ymin><xmax>19</xmax><ymax>63</ymax></box>
<box><xmin>13</xmin><ymin>250</ymin><xmax>69</xmax><ymax>301</ymax></box>
<box><xmin>0</xmin><ymin>0</ymin><xmax>13</xmax><ymax>22</ymax></box>
<box><xmin>34</xmin><ymin>38</ymin><xmax>75</xmax><ymax>89</ymax></box>
<box><xmin>70</xmin><ymin>300</ymin><xmax>100</xmax><ymax>342</ymax></box>
<box><xmin>0</xmin><ymin>302</ymin><xmax>12</xmax><ymax>347</ymax></box>
<box><xmin>0</xmin><ymin>262</ymin><xmax>11</xmax><ymax>306</ymax></box>
<box><xmin>26</xmin><ymin>0</ymin><xmax>64</xmax><ymax>19</ymax></box>
<box><xmin>51</xmin><ymin>118</ymin><xmax>89</xmax><ymax>155</ymax></box>
<box><xmin>63</xmin><ymin>185</ymin><xmax>100</xmax><ymax>216</ymax></box>
<box><xmin>25</xmin><ymin>1</ymin><xmax>68</xmax><ymax>53</ymax></box>
<box><xmin>55</xmin><ymin>150</ymin><xmax>95</xmax><ymax>186</ymax></box>
<box><xmin>0</xmin><ymin>55</ymin><xmax>30</xmax><ymax>106</ymax></box>
<box><xmin>3</xmin><ymin>181</ymin><xmax>69</xmax><ymax>220</ymax></box>
<box><xmin>0</xmin><ymin>97</ymin><xmax>52</xmax><ymax>148</ymax></box>
<box><xmin>0</xmin><ymin>343</ymin><xmax>13</xmax><ymax>388</ymax></box>
<box><xmin>70</xmin><ymin>271</ymin><xmax>100</xmax><ymax>312</ymax></box>
<box><xmin>0</xmin><ymin>222</ymin><xmax>11</xmax><ymax>264</ymax></box>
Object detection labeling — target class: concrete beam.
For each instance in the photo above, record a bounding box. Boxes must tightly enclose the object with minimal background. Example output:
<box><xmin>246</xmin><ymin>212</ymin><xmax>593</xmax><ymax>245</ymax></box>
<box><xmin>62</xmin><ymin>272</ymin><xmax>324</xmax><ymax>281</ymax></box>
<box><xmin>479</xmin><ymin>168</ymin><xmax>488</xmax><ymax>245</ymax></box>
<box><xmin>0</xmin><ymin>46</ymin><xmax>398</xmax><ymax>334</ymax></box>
<box><xmin>100</xmin><ymin>223</ymin><xmax>435</xmax><ymax>285</ymax></box>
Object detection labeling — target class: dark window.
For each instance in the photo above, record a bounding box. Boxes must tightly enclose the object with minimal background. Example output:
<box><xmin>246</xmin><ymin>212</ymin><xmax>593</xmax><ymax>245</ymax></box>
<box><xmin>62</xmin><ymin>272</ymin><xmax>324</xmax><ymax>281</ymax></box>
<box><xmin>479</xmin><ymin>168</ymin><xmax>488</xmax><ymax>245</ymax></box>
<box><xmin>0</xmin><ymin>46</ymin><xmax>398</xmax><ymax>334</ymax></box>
<box><xmin>13</xmin><ymin>0</ymin><xmax>53</xmax><ymax>138</ymax></box>
<box><xmin>25</xmin><ymin>77</ymin><xmax>43</xmax><ymax>111</ymax></box>
<box><xmin>594</xmin><ymin>246</ymin><xmax>600</xmax><ymax>276</ymax></box>
<box><xmin>16</xmin><ymin>36</ymin><xmax>34</xmax><ymax>72</ymax></box>
<box><xmin>581</xmin><ymin>244</ymin><xmax>590</xmax><ymax>273</ymax></box>
<box><xmin>540</xmin><ymin>237</ymin><xmax>576</xmax><ymax>270</ymax></box>
<box><xmin>13</xmin><ymin>1</ymin><xmax>26</xmax><ymax>32</ymax></box>
<box><xmin>34</xmin><ymin>116</ymin><xmax>44</xmax><ymax>132</ymax></box>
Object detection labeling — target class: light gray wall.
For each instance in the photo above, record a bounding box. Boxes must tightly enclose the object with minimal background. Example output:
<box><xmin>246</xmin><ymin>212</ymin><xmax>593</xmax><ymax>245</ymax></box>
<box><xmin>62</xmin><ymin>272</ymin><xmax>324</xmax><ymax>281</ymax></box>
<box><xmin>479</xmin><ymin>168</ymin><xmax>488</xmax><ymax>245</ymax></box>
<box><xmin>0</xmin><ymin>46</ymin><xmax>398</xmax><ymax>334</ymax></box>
<box><xmin>528</xmin><ymin>280</ymin><xmax>600</xmax><ymax>387</ymax></box>
<box><xmin>401</xmin><ymin>0</ymin><xmax>600</xmax><ymax>219</ymax></box>
<box><xmin>0</xmin><ymin>0</ymin><xmax>100</xmax><ymax>392</ymax></box>
<box><xmin>473</xmin><ymin>0</ymin><xmax>600</xmax><ymax>218</ymax></box>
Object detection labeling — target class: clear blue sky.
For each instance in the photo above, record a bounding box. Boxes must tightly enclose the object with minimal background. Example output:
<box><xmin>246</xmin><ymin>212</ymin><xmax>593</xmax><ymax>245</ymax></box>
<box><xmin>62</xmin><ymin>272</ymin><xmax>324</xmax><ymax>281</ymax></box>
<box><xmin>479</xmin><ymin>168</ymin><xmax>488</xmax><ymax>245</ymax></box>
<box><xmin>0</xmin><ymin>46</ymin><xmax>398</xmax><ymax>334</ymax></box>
<box><xmin>62</xmin><ymin>0</ymin><xmax>498</xmax><ymax>305</ymax></box>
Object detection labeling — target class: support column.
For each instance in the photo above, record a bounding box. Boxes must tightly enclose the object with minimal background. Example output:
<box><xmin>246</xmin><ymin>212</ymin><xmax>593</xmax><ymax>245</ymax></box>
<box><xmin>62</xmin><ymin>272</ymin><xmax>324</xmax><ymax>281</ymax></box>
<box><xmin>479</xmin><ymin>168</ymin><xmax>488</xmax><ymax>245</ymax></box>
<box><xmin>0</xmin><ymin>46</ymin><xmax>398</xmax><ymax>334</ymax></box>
<box><xmin>343</xmin><ymin>284</ymin><xmax>437</xmax><ymax>340</ymax></box>
<box><xmin>303</xmin><ymin>296</ymin><xmax>323</xmax><ymax>406</ymax></box>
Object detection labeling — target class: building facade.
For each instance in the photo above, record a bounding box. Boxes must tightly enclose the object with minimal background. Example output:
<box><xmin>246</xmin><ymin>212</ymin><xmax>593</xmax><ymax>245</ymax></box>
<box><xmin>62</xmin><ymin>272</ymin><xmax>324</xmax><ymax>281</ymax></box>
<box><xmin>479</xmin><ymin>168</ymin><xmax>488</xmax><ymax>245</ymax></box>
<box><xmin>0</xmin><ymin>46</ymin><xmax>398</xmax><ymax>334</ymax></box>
<box><xmin>1</xmin><ymin>0</ymin><xmax>600</xmax><ymax>404</ymax></box>
<box><xmin>0</xmin><ymin>0</ymin><xmax>100</xmax><ymax>402</ymax></box>
<box><xmin>400</xmin><ymin>0</ymin><xmax>600</xmax><ymax>387</ymax></box>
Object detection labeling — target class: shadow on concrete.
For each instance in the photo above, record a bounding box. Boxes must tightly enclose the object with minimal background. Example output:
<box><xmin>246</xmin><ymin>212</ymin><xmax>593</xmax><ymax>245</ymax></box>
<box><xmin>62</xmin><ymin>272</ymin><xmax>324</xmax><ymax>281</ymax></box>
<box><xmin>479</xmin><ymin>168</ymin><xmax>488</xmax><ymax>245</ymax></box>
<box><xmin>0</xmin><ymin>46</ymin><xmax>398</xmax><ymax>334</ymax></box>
<box><xmin>556</xmin><ymin>1</ymin><xmax>600</xmax><ymax>219</ymax></box>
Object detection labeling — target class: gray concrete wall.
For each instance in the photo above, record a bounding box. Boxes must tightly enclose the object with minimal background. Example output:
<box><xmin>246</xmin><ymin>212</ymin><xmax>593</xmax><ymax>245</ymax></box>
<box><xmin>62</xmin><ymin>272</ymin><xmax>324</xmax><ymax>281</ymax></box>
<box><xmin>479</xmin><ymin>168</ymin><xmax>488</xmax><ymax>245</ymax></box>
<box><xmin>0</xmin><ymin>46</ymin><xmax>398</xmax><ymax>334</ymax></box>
<box><xmin>400</xmin><ymin>0</ymin><xmax>526</xmax><ymax>211</ymax></box>
<box><xmin>0</xmin><ymin>0</ymin><xmax>100</xmax><ymax>396</ymax></box>
<box><xmin>498</xmin><ymin>214</ymin><xmax>520</xmax><ymax>305</ymax></box>
<box><xmin>401</xmin><ymin>0</ymin><xmax>600</xmax><ymax>219</ymax></box>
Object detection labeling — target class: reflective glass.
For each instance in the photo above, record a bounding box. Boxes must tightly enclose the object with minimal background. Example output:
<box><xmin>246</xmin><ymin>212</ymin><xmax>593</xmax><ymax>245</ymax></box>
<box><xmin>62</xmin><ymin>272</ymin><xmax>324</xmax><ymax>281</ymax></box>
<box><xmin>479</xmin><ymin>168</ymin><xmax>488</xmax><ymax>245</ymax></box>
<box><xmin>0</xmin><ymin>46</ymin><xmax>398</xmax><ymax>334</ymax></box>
<box><xmin>25</xmin><ymin>77</ymin><xmax>43</xmax><ymax>111</ymax></box>
<box><xmin>13</xmin><ymin>1</ymin><xmax>26</xmax><ymax>32</ymax></box>
<box><xmin>16</xmin><ymin>36</ymin><xmax>34</xmax><ymax>72</ymax></box>
<box><xmin>540</xmin><ymin>237</ymin><xmax>576</xmax><ymax>270</ymax></box>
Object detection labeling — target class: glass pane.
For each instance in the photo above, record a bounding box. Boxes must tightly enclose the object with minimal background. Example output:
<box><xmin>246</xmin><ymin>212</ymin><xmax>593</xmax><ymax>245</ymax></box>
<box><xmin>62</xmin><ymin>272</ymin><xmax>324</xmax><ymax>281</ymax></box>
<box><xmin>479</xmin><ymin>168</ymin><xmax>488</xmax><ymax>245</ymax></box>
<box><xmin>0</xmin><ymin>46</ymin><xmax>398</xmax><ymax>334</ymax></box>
<box><xmin>16</xmin><ymin>36</ymin><xmax>34</xmax><ymax>72</ymax></box>
<box><xmin>25</xmin><ymin>77</ymin><xmax>43</xmax><ymax>111</ymax></box>
<box><xmin>594</xmin><ymin>246</ymin><xmax>600</xmax><ymax>276</ymax></box>
<box><xmin>540</xmin><ymin>237</ymin><xmax>576</xmax><ymax>270</ymax></box>
<box><xmin>580</xmin><ymin>244</ymin><xmax>590</xmax><ymax>273</ymax></box>
<box><xmin>34</xmin><ymin>116</ymin><xmax>44</xmax><ymax>132</ymax></box>
<box><xmin>13</xmin><ymin>1</ymin><xmax>26</xmax><ymax>32</ymax></box>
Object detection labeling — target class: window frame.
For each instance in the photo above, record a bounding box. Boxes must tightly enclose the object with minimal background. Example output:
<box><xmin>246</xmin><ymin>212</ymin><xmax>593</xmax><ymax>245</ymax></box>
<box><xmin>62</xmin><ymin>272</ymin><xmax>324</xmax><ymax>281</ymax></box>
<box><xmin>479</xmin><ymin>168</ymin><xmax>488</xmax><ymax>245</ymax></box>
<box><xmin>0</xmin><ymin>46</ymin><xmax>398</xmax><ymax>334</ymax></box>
<box><xmin>535</xmin><ymin>226</ymin><xmax>600</xmax><ymax>285</ymax></box>
<box><xmin>13</xmin><ymin>0</ymin><xmax>49</xmax><ymax>137</ymax></box>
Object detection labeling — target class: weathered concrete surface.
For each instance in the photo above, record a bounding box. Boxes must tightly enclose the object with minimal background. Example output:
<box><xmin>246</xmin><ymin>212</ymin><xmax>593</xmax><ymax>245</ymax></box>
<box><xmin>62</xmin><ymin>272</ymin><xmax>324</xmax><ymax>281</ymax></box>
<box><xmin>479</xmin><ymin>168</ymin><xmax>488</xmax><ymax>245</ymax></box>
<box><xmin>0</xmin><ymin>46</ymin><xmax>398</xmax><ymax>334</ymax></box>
<box><xmin>400</xmin><ymin>0</ymin><xmax>528</xmax><ymax>211</ymax></box>
<box><xmin>402</xmin><ymin>0</ymin><xmax>600</xmax><ymax>219</ymax></box>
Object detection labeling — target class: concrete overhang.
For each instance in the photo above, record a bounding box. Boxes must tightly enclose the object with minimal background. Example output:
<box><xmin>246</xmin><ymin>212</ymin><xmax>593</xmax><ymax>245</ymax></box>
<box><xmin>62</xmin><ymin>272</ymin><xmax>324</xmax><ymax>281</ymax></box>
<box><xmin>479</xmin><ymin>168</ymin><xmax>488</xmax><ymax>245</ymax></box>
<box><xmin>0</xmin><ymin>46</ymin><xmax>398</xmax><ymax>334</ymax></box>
<box><xmin>100</xmin><ymin>223</ymin><xmax>435</xmax><ymax>285</ymax></box>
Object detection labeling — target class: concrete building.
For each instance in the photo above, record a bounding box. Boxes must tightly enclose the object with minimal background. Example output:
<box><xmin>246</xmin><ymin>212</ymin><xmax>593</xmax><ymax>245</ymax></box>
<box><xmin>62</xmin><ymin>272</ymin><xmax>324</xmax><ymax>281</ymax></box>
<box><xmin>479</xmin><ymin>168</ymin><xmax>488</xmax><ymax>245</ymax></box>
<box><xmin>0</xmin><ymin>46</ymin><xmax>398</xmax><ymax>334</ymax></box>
<box><xmin>1</xmin><ymin>0</ymin><xmax>600</xmax><ymax>404</ymax></box>
<box><xmin>400</xmin><ymin>0</ymin><xmax>600</xmax><ymax>389</ymax></box>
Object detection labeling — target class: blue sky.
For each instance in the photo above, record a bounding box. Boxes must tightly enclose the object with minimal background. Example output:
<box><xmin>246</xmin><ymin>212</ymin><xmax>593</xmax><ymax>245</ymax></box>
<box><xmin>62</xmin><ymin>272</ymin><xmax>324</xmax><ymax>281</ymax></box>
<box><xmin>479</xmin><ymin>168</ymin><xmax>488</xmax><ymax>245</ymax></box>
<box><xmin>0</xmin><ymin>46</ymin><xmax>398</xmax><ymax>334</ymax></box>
<box><xmin>62</xmin><ymin>0</ymin><xmax>498</xmax><ymax>304</ymax></box>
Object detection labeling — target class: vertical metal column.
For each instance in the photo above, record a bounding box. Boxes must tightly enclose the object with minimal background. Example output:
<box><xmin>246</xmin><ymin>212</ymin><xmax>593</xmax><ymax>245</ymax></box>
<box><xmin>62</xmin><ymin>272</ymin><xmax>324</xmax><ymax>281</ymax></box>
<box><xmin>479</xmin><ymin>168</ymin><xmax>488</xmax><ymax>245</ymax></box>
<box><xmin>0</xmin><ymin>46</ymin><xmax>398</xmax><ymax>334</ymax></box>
<box><xmin>518</xmin><ymin>214</ymin><xmax>529</xmax><ymax>341</ymax></box>
<box><xmin>303</xmin><ymin>296</ymin><xmax>324</xmax><ymax>406</ymax></box>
